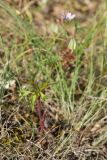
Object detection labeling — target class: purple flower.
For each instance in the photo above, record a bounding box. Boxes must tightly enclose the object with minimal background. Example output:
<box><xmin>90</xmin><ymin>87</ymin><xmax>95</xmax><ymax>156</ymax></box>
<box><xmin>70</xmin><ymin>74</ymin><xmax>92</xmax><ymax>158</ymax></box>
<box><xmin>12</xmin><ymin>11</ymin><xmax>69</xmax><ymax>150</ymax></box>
<box><xmin>62</xmin><ymin>12</ymin><xmax>76</xmax><ymax>21</ymax></box>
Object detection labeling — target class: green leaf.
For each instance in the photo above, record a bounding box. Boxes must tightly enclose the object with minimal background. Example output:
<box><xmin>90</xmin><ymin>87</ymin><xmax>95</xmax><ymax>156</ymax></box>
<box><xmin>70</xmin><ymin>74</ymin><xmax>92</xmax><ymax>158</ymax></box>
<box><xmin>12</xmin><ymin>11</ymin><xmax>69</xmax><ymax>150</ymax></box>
<box><xmin>40</xmin><ymin>92</ymin><xmax>47</xmax><ymax>101</ymax></box>
<box><xmin>40</xmin><ymin>82</ymin><xmax>48</xmax><ymax>91</ymax></box>
<box><xmin>19</xmin><ymin>89</ymin><xmax>31</xmax><ymax>100</ymax></box>
<box><xmin>68</xmin><ymin>38</ymin><xmax>76</xmax><ymax>50</ymax></box>
<box><xmin>31</xmin><ymin>94</ymin><xmax>37</xmax><ymax>111</ymax></box>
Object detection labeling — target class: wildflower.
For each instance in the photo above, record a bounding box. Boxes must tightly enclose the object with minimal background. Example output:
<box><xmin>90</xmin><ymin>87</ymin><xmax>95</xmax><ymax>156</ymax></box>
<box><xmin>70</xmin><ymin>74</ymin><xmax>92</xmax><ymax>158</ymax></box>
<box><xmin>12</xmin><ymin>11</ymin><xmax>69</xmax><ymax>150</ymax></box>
<box><xmin>62</xmin><ymin>12</ymin><xmax>76</xmax><ymax>21</ymax></box>
<box><xmin>57</xmin><ymin>11</ymin><xmax>76</xmax><ymax>24</ymax></box>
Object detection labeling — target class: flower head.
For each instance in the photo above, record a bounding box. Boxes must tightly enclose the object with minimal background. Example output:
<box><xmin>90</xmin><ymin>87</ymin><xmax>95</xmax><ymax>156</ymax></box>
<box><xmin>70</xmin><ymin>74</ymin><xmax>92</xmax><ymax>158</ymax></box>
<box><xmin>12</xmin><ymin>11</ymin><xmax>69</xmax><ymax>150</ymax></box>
<box><xmin>62</xmin><ymin>12</ymin><xmax>76</xmax><ymax>21</ymax></box>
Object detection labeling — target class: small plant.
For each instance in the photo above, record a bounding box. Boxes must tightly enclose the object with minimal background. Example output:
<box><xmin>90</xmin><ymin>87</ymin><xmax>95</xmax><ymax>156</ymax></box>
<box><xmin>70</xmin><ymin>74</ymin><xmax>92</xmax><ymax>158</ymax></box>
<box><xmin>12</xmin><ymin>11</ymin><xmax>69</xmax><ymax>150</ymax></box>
<box><xmin>19</xmin><ymin>82</ymin><xmax>48</xmax><ymax>110</ymax></box>
<box><xmin>19</xmin><ymin>82</ymin><xmax>48</xmax><ymax>131</ymax></box>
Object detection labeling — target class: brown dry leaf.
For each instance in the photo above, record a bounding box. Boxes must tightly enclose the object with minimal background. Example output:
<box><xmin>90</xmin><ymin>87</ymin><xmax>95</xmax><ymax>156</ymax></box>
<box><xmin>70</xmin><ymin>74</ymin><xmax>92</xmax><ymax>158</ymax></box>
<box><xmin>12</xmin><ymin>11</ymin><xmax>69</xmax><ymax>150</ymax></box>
<box><xmin>91</xmin><ymin>123</ymin><xmax>101</xmax><ymax>133</ymax></box>
<box><xmin>91</xmin><ymin>117</ymin><xmax>107</xmax><ymax>133</ymax></box>
<box><xmin>60</xmin><ymin>48</ymin><xmax>76</xmax><ymax>69</ymax></box>
<box><xmin>0</xmin><ymin>48</ymin><xmax>4</xmax><ymax>58</ymax></box>
<box><xmin>52</xmin><ymin>4</ymin><xmax>65</xmax><ymax>17</ymax></box>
